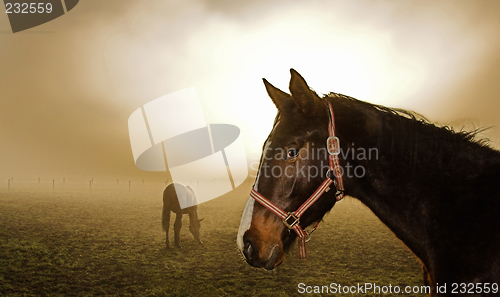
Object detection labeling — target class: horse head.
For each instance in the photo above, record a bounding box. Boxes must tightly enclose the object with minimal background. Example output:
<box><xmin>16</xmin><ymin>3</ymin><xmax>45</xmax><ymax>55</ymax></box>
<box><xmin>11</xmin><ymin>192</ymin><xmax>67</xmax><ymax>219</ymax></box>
<box><xmin>237</xmin><ymin>69</ymin><xmax>339</xmax><ymax>269</ymax></box>
<box><xmin>187</xmin><ymin>186</ymin><xmax>204</xmax><ymax>245</ymax></box>
<box><xmin>188</xmin><ymin>215</ymin><xmax>204</xmax><ymax>245</ymax></box>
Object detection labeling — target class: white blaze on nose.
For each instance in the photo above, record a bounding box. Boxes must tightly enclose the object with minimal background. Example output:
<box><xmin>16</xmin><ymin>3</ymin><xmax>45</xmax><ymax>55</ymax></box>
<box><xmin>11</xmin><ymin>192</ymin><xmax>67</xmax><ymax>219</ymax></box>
<box><xmin>237</xmin><ymin>196</ymin><xmax>255</xmax><ymax>252</ymax></box>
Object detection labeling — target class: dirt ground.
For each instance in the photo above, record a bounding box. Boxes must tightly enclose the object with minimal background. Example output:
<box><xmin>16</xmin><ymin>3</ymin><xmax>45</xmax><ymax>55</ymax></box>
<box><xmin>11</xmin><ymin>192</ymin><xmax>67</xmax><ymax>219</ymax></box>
<box><xmin>0</xmin><ymin>179</ymin><xmax>425</xmax><ymax>296</ymax></box>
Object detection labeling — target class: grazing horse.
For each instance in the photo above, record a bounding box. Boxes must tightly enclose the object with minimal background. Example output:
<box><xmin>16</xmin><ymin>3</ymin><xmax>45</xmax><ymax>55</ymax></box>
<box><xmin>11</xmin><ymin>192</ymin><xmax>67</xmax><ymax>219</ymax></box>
<box><xmin>237</xmin><ymin>69</ymin><xmax>500</xmax><ymax>295</ymax></box>
<box><xmin>162</xmin><ymin>183</ymin><xmax>203</xmax><ymax>249</ymax></box>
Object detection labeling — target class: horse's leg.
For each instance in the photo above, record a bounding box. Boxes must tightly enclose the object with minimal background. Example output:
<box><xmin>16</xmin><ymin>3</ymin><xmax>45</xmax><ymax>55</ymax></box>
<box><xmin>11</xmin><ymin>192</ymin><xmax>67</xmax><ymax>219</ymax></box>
<box><xmin>174</xmin><ymin>213</ymin><xmax>182</xmax><ymax>248</ymax></box>
<box><xmin>162</xmin><ymin>210</ymin><xmax>171</xmax><ymax>249</ymax></box>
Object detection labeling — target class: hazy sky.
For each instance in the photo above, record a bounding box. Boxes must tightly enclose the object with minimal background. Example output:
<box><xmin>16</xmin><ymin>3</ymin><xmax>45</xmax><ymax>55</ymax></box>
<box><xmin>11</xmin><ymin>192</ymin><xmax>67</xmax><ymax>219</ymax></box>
<box><xmin>1</xmin><ymin>0</ymin><xmax>500</xmax><ymax>180</ymax></box>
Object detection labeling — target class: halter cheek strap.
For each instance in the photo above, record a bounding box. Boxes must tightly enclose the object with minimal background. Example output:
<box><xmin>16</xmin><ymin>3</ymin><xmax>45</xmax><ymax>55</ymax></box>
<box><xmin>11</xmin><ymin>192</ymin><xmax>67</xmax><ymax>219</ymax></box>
<box><xmin>250</xmin><ymin>100</ymin><xmax>345</xmax><ymax>259</ymax></box>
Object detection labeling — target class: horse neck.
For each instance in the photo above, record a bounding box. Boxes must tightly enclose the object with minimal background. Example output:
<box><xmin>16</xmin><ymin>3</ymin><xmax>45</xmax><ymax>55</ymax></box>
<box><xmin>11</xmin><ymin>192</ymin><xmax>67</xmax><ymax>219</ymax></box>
<box><xmin>331</xmin><ymin>96</ymin><xmax>500</xmax><ymax>264</ymax></box>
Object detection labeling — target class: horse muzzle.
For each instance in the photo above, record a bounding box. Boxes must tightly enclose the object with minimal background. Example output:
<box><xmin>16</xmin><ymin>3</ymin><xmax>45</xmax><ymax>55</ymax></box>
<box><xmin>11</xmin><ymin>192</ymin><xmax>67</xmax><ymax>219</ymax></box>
<box><xmin>242</xmin><ymin>233</ymin><xmax>284</xmax><ymax>270</ymax></box>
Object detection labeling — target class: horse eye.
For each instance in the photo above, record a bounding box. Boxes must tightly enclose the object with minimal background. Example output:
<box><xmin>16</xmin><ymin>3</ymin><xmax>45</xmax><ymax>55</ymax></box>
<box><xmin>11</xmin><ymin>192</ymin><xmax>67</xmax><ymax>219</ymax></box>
<box><xmin>286</xmin><ymin>148</ymin><xmax>298</xmax><ymax>159</ymax></box>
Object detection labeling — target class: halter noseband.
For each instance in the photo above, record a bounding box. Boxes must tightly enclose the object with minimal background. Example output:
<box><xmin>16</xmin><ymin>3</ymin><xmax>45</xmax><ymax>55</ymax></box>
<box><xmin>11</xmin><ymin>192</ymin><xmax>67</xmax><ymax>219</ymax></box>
<box><xmin>250</xmin><ymin>100</ymin><xmax>345</xmax><ymax>259</ymax></box>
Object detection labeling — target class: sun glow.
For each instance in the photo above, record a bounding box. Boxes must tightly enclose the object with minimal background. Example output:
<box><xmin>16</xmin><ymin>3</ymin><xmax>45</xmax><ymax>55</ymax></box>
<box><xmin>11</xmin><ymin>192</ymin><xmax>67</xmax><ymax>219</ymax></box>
<box><xmin>183</xmin><ymin>5</ymin><xmax>488</xmax><ymax>160</ymax></box>
<box><xmin>90</xmin><ymin>0</ymin><xmax>493</xmax><ymax>162</ymax></box>
<box><xmin>189</xmin><ymin>22</ymin><xmax>435</xmax><ymax>158</ymax></box>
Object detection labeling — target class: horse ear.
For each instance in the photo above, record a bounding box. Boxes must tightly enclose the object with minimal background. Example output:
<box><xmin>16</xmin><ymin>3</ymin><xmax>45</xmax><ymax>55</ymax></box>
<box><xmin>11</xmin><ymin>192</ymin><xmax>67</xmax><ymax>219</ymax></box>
<box><xmin>289</xmin><ymin>69</ymin><xmax>316</xmax><ymax>114</ymax></box>
<box><xmin>263</xmin><ymin>78</ymin><xmax>288</xmax><ymax>110</ymax></box>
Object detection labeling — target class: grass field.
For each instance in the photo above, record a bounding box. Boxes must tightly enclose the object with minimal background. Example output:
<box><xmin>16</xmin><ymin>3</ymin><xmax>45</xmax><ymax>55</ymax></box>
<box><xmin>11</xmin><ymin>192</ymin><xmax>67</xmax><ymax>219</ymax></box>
<box><xmin>0</xmin><ymin>179</ymin><xmax>426</xmax><ymax>296</ymax></box>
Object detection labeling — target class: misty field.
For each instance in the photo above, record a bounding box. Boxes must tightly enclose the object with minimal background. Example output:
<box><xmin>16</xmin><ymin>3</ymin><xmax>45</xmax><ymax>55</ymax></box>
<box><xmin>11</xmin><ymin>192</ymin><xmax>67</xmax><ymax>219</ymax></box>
<box><xmin>0</xmin><ymin>179</ymin><xmax>426</xmax><ymax>296</ymax></box>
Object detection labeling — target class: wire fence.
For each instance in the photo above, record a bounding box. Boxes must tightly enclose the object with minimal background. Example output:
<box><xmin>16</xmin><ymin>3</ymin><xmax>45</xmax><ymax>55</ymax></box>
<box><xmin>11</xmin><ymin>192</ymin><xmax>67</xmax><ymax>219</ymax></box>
<box><xmin>0</xmin><ymin>177</ymin><xmax>169</xmax><ymax>194</ymax></box>
<box><xmin>0</xmin><ymin>177</ymin><xmax>238</xmax><ymax>194</ymax></box>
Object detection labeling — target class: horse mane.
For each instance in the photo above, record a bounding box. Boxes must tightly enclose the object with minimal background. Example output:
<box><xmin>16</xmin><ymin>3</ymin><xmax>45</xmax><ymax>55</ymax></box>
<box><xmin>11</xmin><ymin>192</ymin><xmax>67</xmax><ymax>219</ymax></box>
<box><xmin>323</xmin><ymin>92</ymin><xmax>497</xmax><ymax>175</ymax></box>
<box><xmin>326</xmin><ymin>92</ymin><xmax>489</xmax><ymax>145</ymax></box>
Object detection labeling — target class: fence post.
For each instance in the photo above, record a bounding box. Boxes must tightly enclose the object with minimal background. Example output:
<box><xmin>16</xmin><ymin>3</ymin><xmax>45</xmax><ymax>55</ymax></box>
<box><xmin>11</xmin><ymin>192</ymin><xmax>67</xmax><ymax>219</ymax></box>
<box><xmin>8</xmin><ymin>179</ymin><xmax>10</xmax><ymax>192</ymax></box>
<box><xmin>52</xmin><ymin>180</ymin><xmax>55</xmax><ymax>192</ymax></box>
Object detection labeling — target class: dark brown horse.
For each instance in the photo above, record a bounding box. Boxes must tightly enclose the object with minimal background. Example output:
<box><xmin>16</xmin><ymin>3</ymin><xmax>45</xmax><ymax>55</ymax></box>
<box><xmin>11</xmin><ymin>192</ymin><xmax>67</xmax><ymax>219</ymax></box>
<box><xmin>162</xmin><ymin>183</ymin><xmax>203</xmax><ymax>249</ymax></box>
<box><xmin>237</xmin><ymin>69</ymin><xmax>500</xmax><ymax>295</ymax></box>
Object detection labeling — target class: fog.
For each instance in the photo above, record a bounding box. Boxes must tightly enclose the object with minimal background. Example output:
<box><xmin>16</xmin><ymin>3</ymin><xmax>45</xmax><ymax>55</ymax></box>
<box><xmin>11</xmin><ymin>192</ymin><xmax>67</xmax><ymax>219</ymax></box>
<box><xmin>1</xmin><ymin>0</ymin><xmax>499</xmax><ymax>180</ymax></box>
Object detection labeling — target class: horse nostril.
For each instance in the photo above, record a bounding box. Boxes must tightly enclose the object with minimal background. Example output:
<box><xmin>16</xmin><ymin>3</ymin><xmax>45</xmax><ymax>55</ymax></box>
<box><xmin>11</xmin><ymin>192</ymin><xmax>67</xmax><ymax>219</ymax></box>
<box><xmin>243</xmin><ymin>238</ymin><xmax>254</xmax><ymax>262</ymax></box>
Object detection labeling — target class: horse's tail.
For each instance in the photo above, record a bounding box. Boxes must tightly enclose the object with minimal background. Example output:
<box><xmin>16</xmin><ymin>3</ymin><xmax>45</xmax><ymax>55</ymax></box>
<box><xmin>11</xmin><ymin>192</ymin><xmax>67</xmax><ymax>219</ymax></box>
<box><xmin>162</xmin><ymin>185</ymin><xmax>171</xmax><ymax>231</ymax></box>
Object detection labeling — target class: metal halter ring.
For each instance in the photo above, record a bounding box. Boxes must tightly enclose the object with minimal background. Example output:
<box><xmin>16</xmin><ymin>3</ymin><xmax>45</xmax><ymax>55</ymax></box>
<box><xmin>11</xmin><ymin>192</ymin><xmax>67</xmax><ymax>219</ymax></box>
<box><xmin>305</xmin><ymin>229</ymin><xmax>316</xmax><ymax>243</ymax></box>
<box><xmin>326</xmin><ymin>169</ymin><xmax>335</xmax><ymax>180</ymax></box>
<box><xmin>283</xmin><ymin>212</ymin><xmax>300</xmax><ymax>229</ymax></box>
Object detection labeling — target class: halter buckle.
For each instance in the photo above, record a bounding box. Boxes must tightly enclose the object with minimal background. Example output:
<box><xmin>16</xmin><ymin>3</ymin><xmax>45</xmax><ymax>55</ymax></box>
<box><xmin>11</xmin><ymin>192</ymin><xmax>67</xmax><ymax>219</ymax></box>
<box><xmin>327</xmin><ymin>136</ymin><xmax>340</xmax><ymax>155</ymax></box>
<box><xmin>283</xmin><ymin>212</ymin><xmax>300</xmax><ymax>229</ymax></box>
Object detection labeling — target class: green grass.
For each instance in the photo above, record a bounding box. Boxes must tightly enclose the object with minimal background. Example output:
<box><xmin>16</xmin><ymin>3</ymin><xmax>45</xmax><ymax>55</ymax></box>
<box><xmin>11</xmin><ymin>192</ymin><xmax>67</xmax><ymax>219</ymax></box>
<box><xmin>0</xmin><ymin>182</ymin><xmax>426</xmax><ymax>296</ymax></box>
